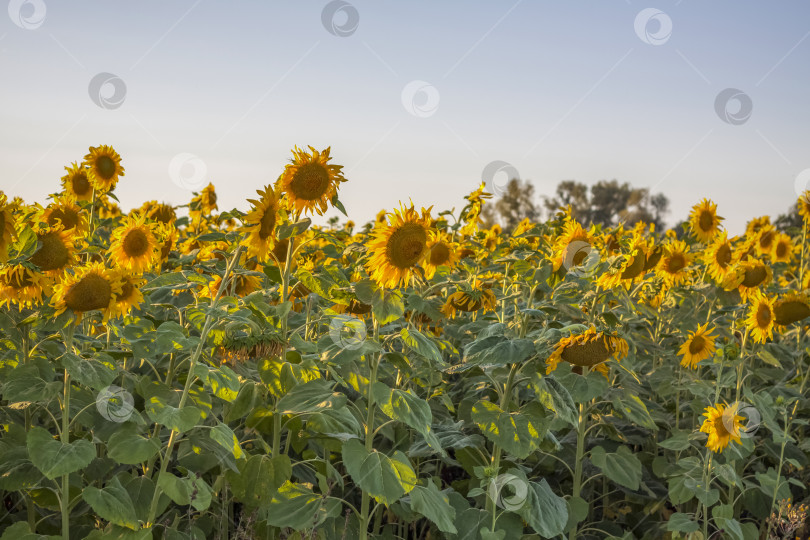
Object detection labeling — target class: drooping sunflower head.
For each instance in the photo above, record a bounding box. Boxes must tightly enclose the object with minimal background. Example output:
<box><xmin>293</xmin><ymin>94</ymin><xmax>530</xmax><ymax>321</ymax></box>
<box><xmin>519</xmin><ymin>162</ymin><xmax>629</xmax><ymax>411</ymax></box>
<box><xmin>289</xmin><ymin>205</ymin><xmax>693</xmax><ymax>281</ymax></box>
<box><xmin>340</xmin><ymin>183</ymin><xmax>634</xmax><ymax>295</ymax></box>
<box><xmin>703</xmin><ymin>231</ymin><xmax>735</xmax><ymax>282</ymax></box>
<box><xmin>190</xmin><ymin>182</ymin><xmax>218</xmax><ymax>219</ymax></box>
<box><xmin>0</xmin><ymin>264</ymin><xmax>47</xmax><ymax>309</ymax></box>
<box><xmin>546</xmin><ymin>327</ymin><xmax>629</xmax><ymax>377</ymax></box>
<box><xmin>202</xmin><ymin>273</ymin><xmax>262</xmax><ymax>299</ymax></box>
<box><xmin>773</xmin><ymin>293</ymin><xmax>810</xmax><ymax>327</ymax></box>
<box><xmin>42</xmin><ymin>196</ymin><xmax>87</xmax><ymax>237</ymax></box>
<box><xmin>771</xmin><ymin>233</ymin><xmax>793</xmax><ymax>263</ymax></box>
<box><xmin>423</xmin><ymin>231</ymin><xmax>459</xmax><ymax>280</ymax></box>
<box><xmin>552</xmin><ymin>219</ymin><xmax>592</xmax><ymax>273</ymax></box>
<box><xmin>655</xmin><ymin>239</ymin><xmax>692</xmax><ymax>286</ymax></box>
<box><xmin>597</xmin><ymin>233</ymin><xmax>648</xmax><ymax>290</ymax></box>
<box><xmin>30</xmin><ymin>227</ymin><xmax>76</xmax><ymax>276</ymax></box>
<box><xmin>109</xmin><ymin>271</ymin><xmax>145</xmax><ymax>319</ymax></box>
<box><xmin>109</xmin><ymin>215</ymin><xmax>159</xmax><ymax>273</ymax></box>
<box><xmin>678</xmin><ymin>323</ymin><xmax>717</xmax><ymax>369</ymax></box>
<box><xmin>798</xmin><ymin>191</ymin><xmax>810</xmax><ymax>224</ymax></box>
<box><xmin>745</xmin><ymin>291</ymin><xmax>775</xmax><ymax>344</ymax></box>
<box><xmin>700</xmin><ymin>403</ymin><xmax>744</xmax><ymax>453</ymax></box>
<box><xmin>83</xmin><ymin>145</ymin><xmax>124</xmax><ymax>192</ymax></box>
<box><xmin>441</xmin><ymin>287</ymin><xmax>497</xmax><ymax>318</ymax></box>
<box><xmin>0</xmin><ymin>192</ymin><xmax>17</xmax><ymax>262</ymax></box>
<box><xmin>366</xmin><ymin>203</ymin><xmax>432</xmax><ymax>289</ymax></box>
<box><xmin>688</xmin><ymin>198</ymin><xmax>723</xmax><ymax>243</ymax></box>
<box><xmin>138</xmin><ymin>201</ymin><xmax>176</xmax><ymax>225</ymax></box>
<box><xmin>722</xmin><ymin>260</ymin><xmax>773</xmax><ymax>301</ymax></box>
<box><xmin>242</xmin><ymin>185</ymin><xmax>280</xmax><ymax>261</ymax></box>
<box><xmin>51</xmin><ymin>262</ymin><xmax>123</xmax><ymax>322</ymax></box>
<box><xmin>61</xmin><ymin>162</ymin><xmax>93</xmax><ymax>201</ymax></box>
<box><xmin>754</xmin><ymin>225</ymin><xmax>777</xmax><ymax>257</ymax></box>
<box><xmin>277</xmin><ymin>146</ymin><xmax>346</xmax><ymax>216</ymax></box>
<box><xmin>745</xmin><ymin>215</ymin><xmax>771</xmax><ymax>237</ymax></box>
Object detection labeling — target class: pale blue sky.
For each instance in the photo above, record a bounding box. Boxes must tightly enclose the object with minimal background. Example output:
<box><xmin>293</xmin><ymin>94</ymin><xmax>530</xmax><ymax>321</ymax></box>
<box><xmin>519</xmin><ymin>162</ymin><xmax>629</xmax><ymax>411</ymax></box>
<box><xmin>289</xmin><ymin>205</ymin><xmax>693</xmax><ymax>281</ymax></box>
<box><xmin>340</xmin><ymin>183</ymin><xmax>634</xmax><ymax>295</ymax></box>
<box><xmin>1</xmin><ymin>1</ymin><xmax>809</xmax><ymax>233</ymax></box>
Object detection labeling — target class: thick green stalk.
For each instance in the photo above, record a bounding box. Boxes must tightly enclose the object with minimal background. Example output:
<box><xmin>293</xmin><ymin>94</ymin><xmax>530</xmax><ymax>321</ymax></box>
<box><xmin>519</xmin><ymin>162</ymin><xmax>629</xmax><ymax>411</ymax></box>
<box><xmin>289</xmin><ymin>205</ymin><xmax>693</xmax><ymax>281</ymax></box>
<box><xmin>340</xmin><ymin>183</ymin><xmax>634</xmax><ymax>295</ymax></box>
<box><xmin>273</xmin><ymin>235</ymin><xmax>297</xmax><ymax>459</ymax></box>
<box><xmin>60</xmin><ymin>320</ymin><xmax>76</xmax><ymax>540</ymax></box>
<box><xmin>568</xmin><ymin>402</ymin><xmax>587</xmax><ymax>540</ymax></box>
<box><xmin>359</xmin><ymin>319</ymin><xmax>381</xmax><ymax>540</ymax></box>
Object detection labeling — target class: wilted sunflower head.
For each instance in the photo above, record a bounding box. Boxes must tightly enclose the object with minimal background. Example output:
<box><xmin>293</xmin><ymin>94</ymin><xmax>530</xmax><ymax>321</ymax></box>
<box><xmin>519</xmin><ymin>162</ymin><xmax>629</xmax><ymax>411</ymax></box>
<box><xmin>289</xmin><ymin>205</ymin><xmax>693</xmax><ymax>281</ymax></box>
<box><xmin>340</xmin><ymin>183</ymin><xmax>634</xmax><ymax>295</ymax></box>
<box><xmin>83</xmin><ymin>145</ymin><xmax>124</xmax><ymax>192</ymax></box>
<box><xmin>745</xmin><ymin>291</ymin><xmax>775</xmax><ymax>344</ymax></box>
<box><xmin>366</xmin><ymin>203</ymin><xmax>433</xmax><ymax>289</ymax></box>
<box><xmin>242</xmin><ymin>185</ymin><xmax>280</xmax><ymax>261</ymax></box>
<box><xmin>61</xmin><ymin>162</ymin><xmax>93</xmax><ymax>201</ymax></box>
<box><xmin>678</xmin><ymin>323</ymin><xmax>717</xmax><ymax>369</ymax></box>
<box><xmin>0</xmin><ymin>264</ymin><xmax>47</xmax><ymax>309</ymax></box>
<box><xmin>773</xmin><ymin>293</ymin><xmax>810</xmax><ymax>327</ymax></box>
<box><xmin>546</xmin><ymin>327</ymin><xmax>629</xmax><ymax>377</ymax></box>
<box><xmin>51</xmin><ymin>263</ymin><xmax>123</xmax><ymax>322</ymax></box>
<box><xmin>700</xmin><ymin>403</ymin><xmax>744</xmax><ymax>453</ymax></box>
<box><xmin>110</xmin><ymin>215</ymin><xmax>159</xmax><ymax>273</ymax></box>
<box><xmin>277</xmin><ymin>146</ymin><xmax>346</xmax><ymax>216</ymax></box>
<box><xmin>688</xmin><ymin>198</ymin><xmax>723</xmax><ymax>243</ymax></box>
<box><xmin>139</xmin><ymin>201</ymin><xmax>176</xmax><ymax>225</ymax></box>
<box><xmin>441</xmin><ymin>288</ymin><xmax>497</xmax><ymax>318</ymax></box>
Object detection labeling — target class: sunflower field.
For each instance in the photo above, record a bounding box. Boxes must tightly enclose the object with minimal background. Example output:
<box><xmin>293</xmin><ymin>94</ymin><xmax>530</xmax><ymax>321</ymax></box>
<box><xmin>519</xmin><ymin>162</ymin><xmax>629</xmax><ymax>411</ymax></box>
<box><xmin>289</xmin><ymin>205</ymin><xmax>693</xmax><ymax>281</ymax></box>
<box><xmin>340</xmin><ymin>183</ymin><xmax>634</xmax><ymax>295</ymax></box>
<box><xmin>1</xmin><ymin>145</ymin><xmax>810</xmax><ymax>540</ymax></box>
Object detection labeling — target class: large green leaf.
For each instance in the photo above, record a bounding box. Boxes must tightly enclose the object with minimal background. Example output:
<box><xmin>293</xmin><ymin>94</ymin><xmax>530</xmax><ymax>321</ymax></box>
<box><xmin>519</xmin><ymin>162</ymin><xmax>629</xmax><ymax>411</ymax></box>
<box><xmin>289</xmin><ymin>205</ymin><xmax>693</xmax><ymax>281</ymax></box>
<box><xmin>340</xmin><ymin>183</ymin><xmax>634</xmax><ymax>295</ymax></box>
<box><xmin>408</xmin><ymin>482</ymin><xmax>457</xmax><ymax>534</ymax></box>
<box><xmin>61</xmin><ymin>353</ymin><xmax>117</xmax><ymax>390</ymax></box>
<box><xmin>400</xmin><ymin>327</ymin><xmax>445</xmax><ymax>367</ymax></box>
<box><xmin>471</xmin><ymin>401</ymin><xmax>550</xmax><ymax>459</ymax></box>
<box><xmin>464</xmin><ymin>337</ymin><xmax>535</xmax><ymax>367</ymax></box>
<box><xmin>82</xmin><ymin>476</ymin><xmax>139</xmax><ymax>530</ymax></box>
<box><xmin>519</xmin><ymin>478</ymin><xmax>568</xmax><ymax>538</ymax></box>
<box><xmin>532</xmin><ymin>375</ymin><xmax>578</xmax><ymax>427</ymax></box>
<box><xmin>27</xmin><ymin>427</ymin><xmax>95</xmax><ymax>480</ymax></box>
<box><xmin>0</xmin><ymin>521</ymin><xmax>61</xmax><ymax>540</ymax></box>
<box><xmin>157</xmin><ymin>472</ymin><xmax>212</xmax><ymax>511</ymax></box>
<box><xmin>209</xmin><ymin>423</ymin><xmax>243</xmax><ymax>459</ymax></box>
<box><xmin>227</xmin><ymin>454</ymin><xmax>291</xmax><ymax>508</ymax></box>
<box><xmin>276</xmin><ymin>379</ymin><xmax>347</xmax><ymax>414</ymax></box>
<box><xmin>264</xmin><ymin>481</ymin><xmax>341</xmax><ymax>530</ymax></box>
<box><xmin>342</xmin><ymin>439</ymin><xmax>417</xmax><ymax>505</ymax></box>
<box><xmin>142</xmin><ymin>382</ymin><xmax>201</xmax><ymax>433</ymax></box>
<box><xmin>589</xmin><ymin>445</ymin><xmax>642</xmax><ymax>490</ymax></box>
<box><xmin>107</xmin><ymin>425</ymin><xmax>160</xmax><ymax>465</ymax></box>
<box><xmin>372</xmin><ymin>382</ymin><xmax>444</xmax><ymax>456</ymax></box>
<box><xmin>610</xmin><ymin>393</ymin><xmax>658</xmax><ymax>430</ymax></box>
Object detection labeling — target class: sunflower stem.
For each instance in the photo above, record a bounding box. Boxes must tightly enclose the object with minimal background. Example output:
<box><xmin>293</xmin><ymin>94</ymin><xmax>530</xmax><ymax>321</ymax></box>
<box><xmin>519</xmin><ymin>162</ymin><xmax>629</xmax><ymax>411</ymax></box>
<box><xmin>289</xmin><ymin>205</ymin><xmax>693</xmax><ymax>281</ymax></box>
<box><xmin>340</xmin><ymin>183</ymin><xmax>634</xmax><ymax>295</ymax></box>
<box><xmin>568</xmin><ymin>401</ymin><xmax>587</xmax><ymax>540</ymax></box>
<box><xmin>359</xmin><ymin>318</ymin><xmax>381</xmax><ymax>540</ymax></box>
<box><xmin>60</xmin><ymin>317</ymin><xmax>76</xmax><ymax>540</ymax></box>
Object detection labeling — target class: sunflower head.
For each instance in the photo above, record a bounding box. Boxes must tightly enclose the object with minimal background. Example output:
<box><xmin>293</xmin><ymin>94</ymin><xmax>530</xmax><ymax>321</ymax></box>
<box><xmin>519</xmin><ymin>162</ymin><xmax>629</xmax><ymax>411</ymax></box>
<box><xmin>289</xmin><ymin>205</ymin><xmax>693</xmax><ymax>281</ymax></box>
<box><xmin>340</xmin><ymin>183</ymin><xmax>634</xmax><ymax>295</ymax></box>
<box><xmin>61</xmin><ymin>162</ymin><xmax>93</xmax><ymax>201</ymax></box>
<box><xmin>190</xmin><ymin>183</ymin><xmax>218</xmax><ymax>219</ymax></box>
<box><xmin>424</xmin><ymin>231</ymin><xmax>459</xmax><ymax>279</ymax></box>
<box><xmin>546</xmin><ymin>327</ymin><xmax>629</xmax><ymax>376</ymax></box>
<box><xmin>30</xmin><ymin>227</ymin><xmax>76</xmax><ymax>275</ymax></box>
<box><xmin>242</xmin><ymin>185</ymin><xmax>280</xmax><ymax>261</ymax></box>
<box><xmin>83</xmin><ymin>145</ymin><xmax>124</xmax><ymax>192</ymax></box>
<box><xmin>700</xmin><ymin>403</ymin><xmax>744</xmax><ymax>453</ymax></box>
<box><xmin>109</xmin><ymin>215</ymin><xmax>159</xmax><ymax>273</ymax></box>
<box><xmin>277</xmin><ymin>146</ymin><xmax>346</xmax><ymax>216</ymax></box>
<box><xmin>678</xmin><ymin>323</ymin><xmax>717</xmax><ymax>369</ymax></box>
<box><xmin>441</xmin><ymin>288</ymin><xmax>497</xmax><ymax>318</ymax></box>
<box><xmin>42</xmin><ymin>197</ymin><xmax>87</xmax><ymax>237</ymax></box>
<box><xmin>798</xmin><ymin>191</ymin><xmax>810</xmax><ymax>224</ymax></box>
<box><xmin>703</xmin><ymin>231</ymin><xmax>735</xmax><ymax>282</ymax></box>
<box><xmin>746</xmin><ymin>291</ymin><xmax>775</xmax><ymax>344</ymax></box>
<box><xmin>139</xmin><ymin>201</ymin><xmax>176</xmax><ymax>225</ymax></box>
<box><xmin>366</xmin><ymin>203</ymin><xmax>433</xmax><ymax>289</ymax></box>
<box><xmin>0</xmin><ymin>192</ymin><xmax>18</xmax><ymax>262</ymax></box>
<box><xmin>773</xmin><ymin>293</ymin><xmax>810</xmax><ymax>327</ymax></box>
<box><xmin>771</xmin><ymin>233</ymin><xmax>793</xmax><ymax>263</ymax></box>
<box><xmin>655</xmin><ymin>239</ymin><xmax>692</xmax><ymax>286</ymax></box>
<box><xmin>51</xmin><ymin>263</ymin><xmax>123</xmax><ymax>322</ymax></box>
<box><xmin>109</xmin><ymin>271</ymin><xmax>145</xmax><ymax>319</ymax></box>
<box><xmin>688</xmin><ymin>198</ymin><xmax>723</xmax><ymax>243</ymax></box>
<box><xmin>0</xmin><ymin>264</ymin><xmax>47</xmax><ymax>309</ymax></box>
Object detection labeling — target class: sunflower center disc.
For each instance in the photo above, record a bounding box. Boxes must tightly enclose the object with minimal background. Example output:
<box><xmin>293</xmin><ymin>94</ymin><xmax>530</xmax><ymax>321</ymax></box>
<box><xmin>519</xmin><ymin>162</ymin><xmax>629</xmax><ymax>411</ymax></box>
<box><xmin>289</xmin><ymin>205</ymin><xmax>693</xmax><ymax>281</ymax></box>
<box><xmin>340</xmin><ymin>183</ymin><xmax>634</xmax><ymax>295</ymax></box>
<box><xmin>688</xmin><ymin>335</ymin><xmax>706</xmax><ymax>355</ymax></box>
<box><xmin>118</xmin><ymin>281</ymin><xmax>135</xmax><ymax>302</ymax></box>
<box><xmin>667</xmin><ymin>254</ymin><xmax>685</xmax><ymax>273</ymax></box>
<box><xmin>756</xmin><ymin>304</ymin><xmax>772</xmax><ymax>327</ymax></box>
<box><xmin>31</xmin><ymin>232</ymin><xmax>70</xmax><ymax>271</ymax></box>
<box><xmin>386</xmin><ymin>224</ymin><xmax>427</xmax><ymax>269</ymax></box>
<box><xmin>259</xmin><ymin>210</ymin><xmax>276</xmax><ymax>240</ymax></box>
<box><xmin>65</xmin><ymin>274</ymin><xmax>112</xmax><ymax>312</ymax></box>
<box><xmin>429</xmin><ymin>242</ymin><xmax>450</xmax><ymax>266</ymax></box>
<box><xmin>73</xmin><ymin>172</ymin><xmax>91</xmax><ymax>196</ymax></box>
<box><xmin>290</xmin><ymin>163</ymin><xmax>330</xmax><ymax>201</ymax></box>
<box><xmin>741</xmin><ymin>265</ymin><xmax>767</xmax><ymax>288</ymax></box>
<box><xmin>716</xmin><ymin>244</ymin><xmax>731</xmax><ymax>267</ymax></box>
<box><xmin>123</xmin><ymin>229</ymin><xmax>150</xmax><ymax>257</ymax></box>
<box><xmin>561</xmin><ymin>338</ymin><xmax>611</xmax><ymax>367</ymax></box>
<box><xmin>48</xmin><ymin>208</ymin><xmax>79</xmax><ymax>230</ymax></box>
<box><xmin>774</xmin><ymin>300</ymin><xmax>810</xmax><ymax>326</ymax></box>
<box><xmin>96</xmin><ymin>156</ymin><xmax>117</xmax><ymax>180</ymax></box>
<box><xmin>699</xmin><ymin>211</ymin><xmax>714</xmax><ymax>232</ymax></box>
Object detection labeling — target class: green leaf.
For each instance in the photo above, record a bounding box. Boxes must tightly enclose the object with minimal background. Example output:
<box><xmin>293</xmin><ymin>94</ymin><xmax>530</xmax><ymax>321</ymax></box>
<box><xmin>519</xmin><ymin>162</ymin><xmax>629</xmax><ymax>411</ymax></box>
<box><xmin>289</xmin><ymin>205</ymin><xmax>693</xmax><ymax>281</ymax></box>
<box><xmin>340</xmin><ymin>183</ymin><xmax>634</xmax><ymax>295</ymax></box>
<box><xmin>658</xmin><ymin>431</ymin><xmax>691</xmax><ymax>451</ymax></box>
<box><xmin>276</xmin><ymin>379</ymin><xmax>347</xmax><ymax>414</ymax></box>
<box><xmin>464</xmin><ymin>337</ymin><xmax>534</xmax><ymax>367</ymax></box>
<box><xmin>277</xmin><ymin>218</ymin><xmax>312</xmax><ymax>240</ymax></box>
<box><xmin>107</xmin><ymin>425</ymin><xmax>160</xmax><ymax>465</ymax></box>
<box><xmin>342</xmin><ymin>439</ymin><xmax>417</xmax><ymax>505</ymax></box>
<box><xmin>372</xmin><ymin>382</ymin><xmax>444</xmax><ymax>456</ymax></box>
<box><xmin>758</xmin><ymin>349</ymin><xmax>781</xmax><ymax>368</ymax></box>
<box><xmin>0</xmin><ymin>521</ymin><xmax>61</xmax><ymax>540</ymax></box>
<box><xmin>264</xmin><ymin>481</ymin><xmax>341</xmax><ymax>530</ymax></box>
<box><xmin>611</xmin><ymin>393</ymin><xmax>658</xmax><ymax>430</ymax></box>
<box><xmin>471</xmin><ymin>401</ymin><xmax>550</xmax><ymax>459</ymax></box>
<box><xmin>61</xmin><ymin>353</ymin><xmax>117</xmax><ymax>390</ymax></box>
<box><xmin>409</xmin><ymin>482</ymin><xmax>457</xmax><ymax>534</ymax></box>
<box><xmin>372</xmin><ymin>288</ymin><xmax>405</xmax><ymax>325</ymax></box>
<box><xmin>82</xmin><ymin>476</ymin><xmax>139</xmax><ymax>530</ymax></box>
<box><xmin>203</xmin><ymin>365</ymin><xmax>241</xmax><ymax>402</ymax></box>
<box><xmin>27</xmin><ymin>427</ymin><xmax>95</xmax><ymax>480</ymax></box>
<box><xmin>589</xmin><ymin>446</ymin><xmax>642</xmax><ymax>490</ymax></box>
<box><xmin>143</xmin><ymin>382</ymin><xmax>202</xmax><ymax>433</ymax></box>
<box><xmin>532</xmin><ymin>375</ymin><xmax>578</xmax><ymax>427</ymax></box>
<box><xmin>10</xmin><ymin>226</ymin><xmax>37</xmax><ymax>260</ymax></box>
<box><xmin>209</xmin><ymin>423</ymin><xmax>243</xmax><ymax>459</ymax></box>
<box><xmin>400</xmin><ymin>327</ymin><xmax>445</xmax><ymax>367</ymax></box>
<box><xmin>519</xmin><ymin>478</ymin><xmax>568</xmax><ymax>538</ymax></box>
<box><xmin>227</xmin><ymin>454</ymin><xmax>291</xmax><ymax>507</ymax></box>
<box><xmin>157</xmin><ymin>472</ymin><xmax>212</xmax><ymax>511</ymax></box>
<box><xmin>666</xmin><ymin>512</ymin><xmax>699</xmax><ymax>533</ymax></box>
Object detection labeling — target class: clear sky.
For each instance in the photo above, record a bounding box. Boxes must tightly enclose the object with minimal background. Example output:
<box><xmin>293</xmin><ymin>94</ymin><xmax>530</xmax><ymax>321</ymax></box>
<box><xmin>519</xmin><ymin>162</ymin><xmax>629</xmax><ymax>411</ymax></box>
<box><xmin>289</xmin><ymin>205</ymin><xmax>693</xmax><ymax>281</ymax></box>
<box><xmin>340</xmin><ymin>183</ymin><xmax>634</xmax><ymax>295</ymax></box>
<box><xmin>1</xmin><ymin>1</ymin><xmax>809</xmax><ymax>234</ymax></box>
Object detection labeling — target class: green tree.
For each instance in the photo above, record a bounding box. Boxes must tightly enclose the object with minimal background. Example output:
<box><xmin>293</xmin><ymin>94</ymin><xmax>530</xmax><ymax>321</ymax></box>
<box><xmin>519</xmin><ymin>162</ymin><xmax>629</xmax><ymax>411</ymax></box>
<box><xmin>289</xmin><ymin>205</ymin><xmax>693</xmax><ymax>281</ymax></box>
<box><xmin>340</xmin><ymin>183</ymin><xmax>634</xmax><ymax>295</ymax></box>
<box><xmin>489</xmin><ymin>178</ymin><xmax>539</xmax><ymax>231</ymax></box>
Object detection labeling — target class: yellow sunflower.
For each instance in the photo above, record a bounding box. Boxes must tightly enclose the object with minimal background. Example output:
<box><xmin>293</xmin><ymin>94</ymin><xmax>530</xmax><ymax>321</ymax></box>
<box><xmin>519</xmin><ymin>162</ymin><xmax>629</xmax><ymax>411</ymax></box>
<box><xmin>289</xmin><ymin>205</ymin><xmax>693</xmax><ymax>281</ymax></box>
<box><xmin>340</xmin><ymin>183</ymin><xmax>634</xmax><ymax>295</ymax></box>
<box><xmin>30</xmin><ymin>227</ymin><xmax>76</xmax><ymax>276</ymax></box>
<box><xmin>798</xmin><ymin>191</ymin><xmax>810</xmax><ymax>224</ymax></box>
<box><xmin>366</xmin><ymin>204</ymin><xmax>432</xmax><ymax>288</ymax></box>
<box><xmin>83</xmin><ymin>145</ymin><xmax>124</xmax><ymax>192</ymax></box>
<box><xmin>745</xmin><ymin>291</ymin><xmax>775</xmax><ymax>344</ymax></box>
<box><xmin>189</xmin><ymin>182</ymin><xmax>218</xmax><ymax>220</ymax></box>
<box><xmin>0</xmin><ymin>192</ymin><xmax>17</xmax><ymax>262</ymax></box>
<box><xmin>703</xmin><ymin>231</ymin><xmax>735</xmax><ymax>282</ymax></box>
<box><xmin>109</xmin><ymin>215</ymin><xmax>159</xmax><ymax>273</ymax></box>
<box><xmin>700</xmin><ymin>403</ymin><xmax>744</xmax><ymax>453</ymax></box>
<box><xmin>745</xmin><ymin>216</ymin><xmax>770</xmax><ymax>237</ymax></box>
<box><xmin>773</xmin><ymin>293</ymin><xmax>810</xmax><ymax>327</ymax></box>
<box><xmin>109</xmin><ymin>272</ymin><xmax>145</xmax><ymax>319</ymax></box>
<box><xmin>678</xmin><ymin>324</ymin><xmax>717</xmax><ymax>369</ymax></box>
<box><xmin>441</xmin><ymin>288</ymin><xmax>497</xmax><ymax>318</ymax></box>
<box><xmin>96</xmin><ymin>194</ymin><xmax>122</xmax><ymax>219</ymax></box>
<box><xmin>0</xmin><ymin>264</ymin><xmax>47</xmax><ymax>309</ymax></box>
<box><xmin>242</xmin><ymin>185</ymin><xmax>280</xmax><ymax>261</ymax></box>
<box><xmin>138</xmin><ymin>201</ymin><xmax>176</xmax><ymax>225</ymax></box>
<box><xmin>597</xmin><ymin>234</ymin><xmax>648</xmax><ymax>290</ymax></box>
<box><xmin>771</xmin><ymin>233</ymin><xmax>793</xmax><ymax>263</ymax></box>
<box><xmin>655</xmin><ymin>239</ymin><xmax>692</xmax><ymax>286</ymax></box>
<box><xmin>722</xmin><ymin>260</ymin><xmax>773</xmax><ymax>301</ymax></box>
<box><xmin>156</xmin><ymin>223</ymin><xmax>178</xmax><ymax>264</ymax></box>
<box><xmin>277</xmin><ymin>146</ymin><xmax>346</xmax><ymax>216</ymax></box>
<box><xmin>688</xmin><ymin>198</ymin><xmax>723</xmax><ymax>243</ymax></box>
<box><xmin>61</xmin><ymin>162</ymin><xmax>94</xmax><ymax>202</ymax></box>
<box><xmin>552</xmin><ymin>219</ymin><xmax>592</xmax><ymax>272</ymax></box>
<box><xmin>545</xmin><ymin>327</ymin><xmax>629</xmax><ymax>377</ymax></box>
<box><xmin>51</xmin><ymin>263</ymin><xmax>123</xmax><ymax>322</ymax></box>
<box><xmin>423</xmin><ymin>231</ymin><xmax>459</xmax><ymax>279</ymax></box>
<box><xmin>41</xmin><ymin>197</ymin><xmax>87</xmax><ymax>238</ymax></box>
